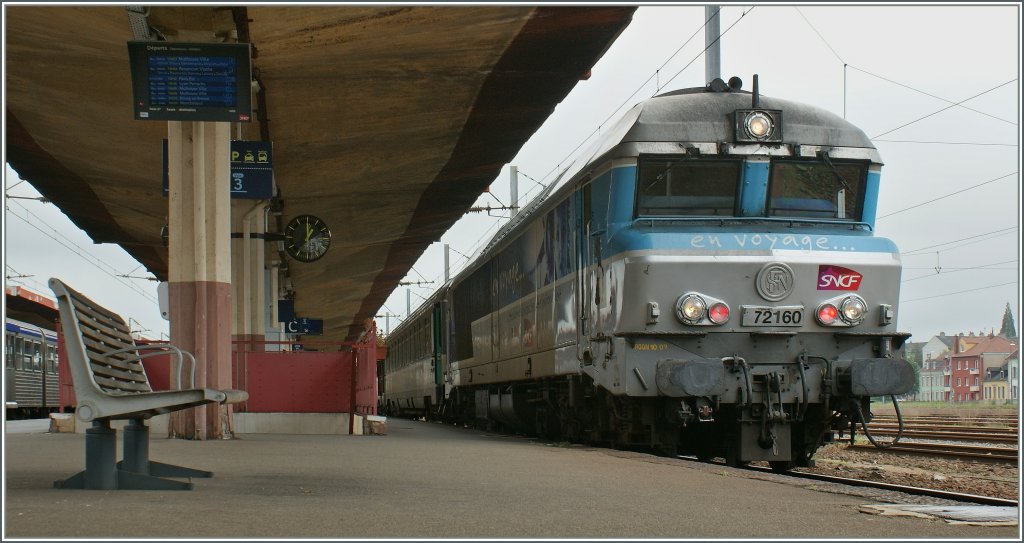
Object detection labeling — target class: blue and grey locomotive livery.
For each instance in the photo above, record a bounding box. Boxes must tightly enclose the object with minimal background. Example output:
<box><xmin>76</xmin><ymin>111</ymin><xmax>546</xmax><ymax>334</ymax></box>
<box><xmin>382</xmin><ymin>77</ymin><xmax>914</xmax><ymax>470</ymax></box>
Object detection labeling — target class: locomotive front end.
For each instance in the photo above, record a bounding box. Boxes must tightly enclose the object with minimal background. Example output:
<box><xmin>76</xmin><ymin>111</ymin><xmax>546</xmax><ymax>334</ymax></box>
<box><xmin>584</xmin><ymin>83</ymin><xmax>914</xmax><ymax>467</ymax></box>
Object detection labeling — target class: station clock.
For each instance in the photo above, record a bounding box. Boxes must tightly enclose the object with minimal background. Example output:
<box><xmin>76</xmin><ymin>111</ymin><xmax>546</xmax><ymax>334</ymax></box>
<box><xmin>283</xmin><ymin>214</ymin><xmax>331</xmax><ymax>263</ymax></box>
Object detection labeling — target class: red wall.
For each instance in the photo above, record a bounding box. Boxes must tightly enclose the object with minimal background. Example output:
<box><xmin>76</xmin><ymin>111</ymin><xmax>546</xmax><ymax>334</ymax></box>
<box><xmin>236</xmin><ymin>351</ymin><xmax>353</xmax><ymax>413</ymax></box>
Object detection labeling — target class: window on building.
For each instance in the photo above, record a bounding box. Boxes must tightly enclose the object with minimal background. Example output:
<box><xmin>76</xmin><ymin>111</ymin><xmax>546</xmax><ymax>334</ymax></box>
<box><xmin>957</xmin><ymin>360</ymin><xmax>961</xmax><ymax>370</ymax></box>
<box><xmin>957</xmin><ymin>377</ymin><xmax>962</xmax><ymax>386</ymax></box>
<box><xmin>974</xmin><ymin>376</ymin><xmax>979</xmax><ymax>386</ymax></box>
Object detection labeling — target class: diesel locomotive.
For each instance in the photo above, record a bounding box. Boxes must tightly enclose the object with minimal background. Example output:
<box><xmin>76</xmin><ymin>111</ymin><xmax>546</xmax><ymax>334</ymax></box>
<box><xmin>381</xmin><ymin>76</ymin><xmax>914</xmax><ymax>470</ymax></box>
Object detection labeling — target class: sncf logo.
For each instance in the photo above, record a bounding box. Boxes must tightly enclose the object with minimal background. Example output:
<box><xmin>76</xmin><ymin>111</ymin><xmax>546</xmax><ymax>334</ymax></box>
<box><xmin>817</xmin><ymin>265</ymin><xmax>863</xmax><ymax>291</ymax></box>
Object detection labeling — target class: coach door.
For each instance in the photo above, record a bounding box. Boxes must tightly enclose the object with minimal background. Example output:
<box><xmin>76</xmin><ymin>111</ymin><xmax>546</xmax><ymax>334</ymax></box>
<box><xmin>431</xmin><ymin>302</ymin><xmax>445</xmax><ymax>399</ymax></box>
<box><xmin>576</xmin><ymin>174</ymin><xmax>612</xmax><ymax>365</ymax></box>
<box><xmin>576</xmin><ymin>179</ymin><xmax>597</xmax><ymax>363</ymax></box>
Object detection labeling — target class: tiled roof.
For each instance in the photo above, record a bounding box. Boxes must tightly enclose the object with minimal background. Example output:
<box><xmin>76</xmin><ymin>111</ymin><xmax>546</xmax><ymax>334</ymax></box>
<box><xmin>952</xmin><ymin>335</ymin><xmax>1019</xmax><ymax>358</ymax></box>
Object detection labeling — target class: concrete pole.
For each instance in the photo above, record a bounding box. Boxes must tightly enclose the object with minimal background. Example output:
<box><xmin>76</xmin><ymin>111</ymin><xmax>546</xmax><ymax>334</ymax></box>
<box><xmin>406</xmin><ymin>289</ymin><xmax>411</xmax><ymax>318</ymax></box>
<box><xmin>705</xmin><ymin>5</ymin><xmax>721</xmax><ymax>84</ymax></box>
<box><xmin>509</xmin><ymin>165</ymin><xmax>519</xmax><ymax>217</ymax></box>
<box><xmin>167</xmin><ymin>120</ymin><xmax>233</xmax><ymax>440</ymax></box>
<box><xmin>444</xmin><ymin>243</ymin><xmax>450</xmax><ymax>283</ymax></box>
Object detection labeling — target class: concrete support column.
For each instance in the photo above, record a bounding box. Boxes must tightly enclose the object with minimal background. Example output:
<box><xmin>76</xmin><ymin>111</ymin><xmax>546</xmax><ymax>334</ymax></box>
<box><xmin>231</xmin><ymin>200</ymin><xmax>266</xmax><ymax>407</ymax></box>
<box><xmin>167</xmin><ymin>120</ymin><xmax>233</xmax><ymax>440</ymax></box>
<box><xmin>231</xmin><ymin>201</ymin><xmax>267</xmax><ymax>342</ymax></box>
<box><xmin>231</xmin><ymin>200</ymin><xmax>268</xmax><ymax>348</ymax></box>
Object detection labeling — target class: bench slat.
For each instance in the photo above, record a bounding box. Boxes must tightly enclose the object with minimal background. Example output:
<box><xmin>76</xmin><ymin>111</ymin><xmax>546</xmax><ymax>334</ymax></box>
<box><xmin>75</xmin><ymin>308</ymin><xmax>134</xmax><ymax>345</ymax></box>
<box><xmin>79</xmin><ymin>331</ymin><xmax>135</xmax><ymax>352</ymax></box>
<box><xmin>82</xmin><ymin>339</ymin><xmax>146</xmax><ymax>372</ymax></box>
<box><xmin>93</xmin><ymin>375</ymin><xmax>152</xmax><ymax>394</ymax></box>
<box><xmin>88</xmin><ymin>362</ymin><xmax>149</xmax><ymax>384</ymax></box>
<box><xmin>72</xmin><ymin>295</ymin><xmax>131</xmax><ymax>328</ymax></box>
<box><xmin>65</xmin><ymin>289</ymin><xmax>130</xmax><ymax>328</ymax></box>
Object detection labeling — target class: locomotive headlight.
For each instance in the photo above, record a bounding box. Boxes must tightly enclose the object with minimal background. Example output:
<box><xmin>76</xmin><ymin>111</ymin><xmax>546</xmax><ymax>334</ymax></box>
<box><xmin>816</xmin><ymin>303</ymin><xmax>838</xmax><ymax>326</ymax></box>
<box><xmin>840</xmin><ymin>296</ymin><xmax>867</xmax><ymax>324</ymax></box>
<box><xmin>745</xmin><ymin>112</ymin><xmax>774</xmax><ymax>139</ymax></box>
<box><xmin>733</xmin><ymin>109</ymin><xmax>783</xmax><ymax>143</ymax></box>
<box><xmin>676</xmin><ymin>294</ymin><xmax>707</xmax><ymax>324</ymax></box>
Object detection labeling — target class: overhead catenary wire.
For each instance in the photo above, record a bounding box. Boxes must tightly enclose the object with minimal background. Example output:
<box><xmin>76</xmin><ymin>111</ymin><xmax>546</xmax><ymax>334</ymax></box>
<box><xmin>902</xmin><ymin>259</ymin><xmax>1018</xmax><ymax>283</ymax></box>
<box><xmin>871</xmin><ymin>79</ymin><xmax>1017</xmax><ymax>139</ymax></box>
<box><xmin>902</xmin><ymin>282</ymin><xmax>1018</xmax><ymax>303</ymax></box>
<box><xmin>900</xmin><ymin>226</ymin><xmax>1017</xmax><ymax>256</ymax></box>
<box><xmin>6</xmin><ymin>201</ymin><xmax>157</xmax><ymax>303</ymax></box>
<box><xmin>848</xmin><ymin>65</ymin><xmax>1017</xmax><ymax>127</ymax></box>
<box><xmin>876</xmin><ymin>172</ymin><xmax>1017</xmax><ymax>219</ymax></box>
<box><xmin>794</xmin><ymin>7</ymin><xmax>1017</xmax><ymax>128</ymax></box>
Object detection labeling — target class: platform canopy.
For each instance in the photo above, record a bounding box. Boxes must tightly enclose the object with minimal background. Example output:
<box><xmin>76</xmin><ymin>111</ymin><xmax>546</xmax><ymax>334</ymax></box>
<box><xmin>5</xmin><ymin>5</ymin><xmax>635</xmax><ymax>340</ymax></box>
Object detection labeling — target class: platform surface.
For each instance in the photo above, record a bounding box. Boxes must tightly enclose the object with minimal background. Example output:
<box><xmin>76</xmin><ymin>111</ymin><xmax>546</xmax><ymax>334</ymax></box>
<box><xmin>3</xmin><ymin>418</ymin><xmax>1020</xmax><ymax>539</ymax></box>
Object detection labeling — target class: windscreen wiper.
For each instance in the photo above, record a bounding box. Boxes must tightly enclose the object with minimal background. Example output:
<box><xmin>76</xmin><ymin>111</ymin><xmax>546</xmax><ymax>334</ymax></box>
<box><xmin>820</xmin><ymin>150</ymin><xmax>852</xmax><ymax>192</ymax></box>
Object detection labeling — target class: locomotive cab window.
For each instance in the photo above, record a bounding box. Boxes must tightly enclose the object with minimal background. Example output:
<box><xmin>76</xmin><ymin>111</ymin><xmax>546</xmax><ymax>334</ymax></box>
<box><xmin>768</xmin><ymin>159</ymin><xmax>867</xmax><ymax>221</ymax></box>
<box><xmin>636</xmin><ymin>157</ymin><xmax>741</xmax><ymax>217</ymax></box>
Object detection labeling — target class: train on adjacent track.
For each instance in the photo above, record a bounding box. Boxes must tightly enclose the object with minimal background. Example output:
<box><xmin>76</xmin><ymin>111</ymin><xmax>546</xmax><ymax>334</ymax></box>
<box><xmin>4</xmin><ymin>317</ymin><xmax>61</xmax><ymax>418</ymax></box>
<box><xmin>380</xmin><ymin>76</ymin><xmax>914</xmax><ymax>471</ymax></box>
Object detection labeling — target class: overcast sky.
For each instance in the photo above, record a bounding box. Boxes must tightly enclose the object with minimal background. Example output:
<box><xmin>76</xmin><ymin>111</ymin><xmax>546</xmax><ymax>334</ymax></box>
<box><xmin>4</xmin><ymin>3</ymin><xmax>1021</xmax><ymax>345</ymax></box>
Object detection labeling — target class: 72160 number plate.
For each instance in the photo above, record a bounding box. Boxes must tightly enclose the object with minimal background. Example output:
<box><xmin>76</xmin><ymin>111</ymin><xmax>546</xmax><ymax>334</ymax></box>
<box><xmin>741</xmin><ymin>305</ymin><xmax>805</xmax><ymax>327</ymax></box>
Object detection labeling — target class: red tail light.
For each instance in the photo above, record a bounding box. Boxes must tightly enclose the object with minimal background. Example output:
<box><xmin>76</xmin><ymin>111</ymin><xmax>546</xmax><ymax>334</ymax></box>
<box><xmin>708</xmin><ymin>303</ymin><xmax>730</xmax><ymax>324</ymax></box>
<box><xmin>817</xmin><ymin>304</ymin><xmax>838</xmax><ymax>325</ymax></box>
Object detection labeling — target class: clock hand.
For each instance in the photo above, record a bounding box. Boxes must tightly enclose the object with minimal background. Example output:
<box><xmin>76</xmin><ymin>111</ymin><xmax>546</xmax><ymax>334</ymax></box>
<box><xmin>305</xmin><ymin>219</ymin><xmax>312</xmax><ymax>243</ymax></box>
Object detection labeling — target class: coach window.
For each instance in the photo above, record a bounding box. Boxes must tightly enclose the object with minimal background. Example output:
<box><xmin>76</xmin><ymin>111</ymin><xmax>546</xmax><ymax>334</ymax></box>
<box><xmin>768</xmin><ymin>159</ymin><xmax>867</xmax><ymax>220</ymax></box>
<box><xmin>20</xmin><ymin>339</ymin><xmax>33</xmax><ymax>371</ymax></box>
<box><xmin>31</xmin><ymin>341</ymin><xmax>43</xmax><ymax>372</ymax></box>
<box><xmin>21</xmin><ymin>340</ymin><xmax>34</xmax><ymax>371</ymax></box>
<box><xmin>5</xmin><ymin>335</ymin><xmax>14</xmax><ymax>369</ymax></box>
<box><xmin>636</xmin><ymin>157</ymin><xmax>742</xmax><ymax>217</ymax></box>
<box><xmin>47</xmin><ymin>348</ymin><xmax>57</xmax><ymax>374</ymax></box>
<box><xmin>13</xmin><ymin>337</ymin><xmax>24</xmax><ymax>370</ymax></box>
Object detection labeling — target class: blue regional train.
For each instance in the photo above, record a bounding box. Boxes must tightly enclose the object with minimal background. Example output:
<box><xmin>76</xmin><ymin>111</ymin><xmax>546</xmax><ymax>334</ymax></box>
<box><xmin>381</xmin><ymin>76</ymin><xmax>913</xmax><ymax>470</ymax></box>
<box><xmin>5</xmin><ymin>317</ymin><xmax>61</xmax><ymax>417</ymax></box>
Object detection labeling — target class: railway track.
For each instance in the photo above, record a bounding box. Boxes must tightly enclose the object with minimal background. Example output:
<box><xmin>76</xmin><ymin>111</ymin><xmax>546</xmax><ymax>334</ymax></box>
<box><xmin>871</xmin><ymin>416</ymin><xmax>1018</xmax><ymax>428</ymax></box>
<box><xmin>848</xmin><ymin>441</ymin><xmax>1018</xmax><ymax>464</ymax></box>
<box><xmin>776</xmin><ymin>467</ymin><xmax>1019</xmax><ymax>507</ymax></box>
<box><xmin>677</xmin><ymin>456</ymin><xmax>1018</xmax><ymax>507</ymax></box>
<box><xmin>858</xmin><ymin>427</ymin><xmax>1018</xmax><ymax>443</ymax></box>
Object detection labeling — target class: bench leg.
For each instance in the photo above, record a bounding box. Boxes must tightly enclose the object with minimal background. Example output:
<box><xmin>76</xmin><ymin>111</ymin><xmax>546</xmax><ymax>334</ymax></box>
<box><xmin>55</xmin><ymin>420</ymin><xmax>202</xmax><ymax>491</ymax></box>
<box><xmin>119</xmin><ymin>418</ymin><xmax>213</xmax><ymax>479</ymax></box>
<box><xmin>54</xmin><ymin>421</ymin><xmax>117</xmax><ymax>490</ymax></box>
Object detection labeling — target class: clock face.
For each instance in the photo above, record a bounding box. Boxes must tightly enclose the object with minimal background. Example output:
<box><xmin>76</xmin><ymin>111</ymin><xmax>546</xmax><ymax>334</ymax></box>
<box><xmin>284</xmin><ymin>214</ymin><xmax>331</xmax><ymax>263</ymax></box>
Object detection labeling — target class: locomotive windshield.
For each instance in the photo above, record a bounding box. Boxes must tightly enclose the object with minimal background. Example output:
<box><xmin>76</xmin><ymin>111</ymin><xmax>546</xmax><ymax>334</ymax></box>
<box><xmin>768</xmin><ymin>159</ymin><xmax>867</xmax><ymax>221</ymax></box>
<box><xmin>636</xmin><ymin>157</ymin><xmax>741</xmax><ymax>217</ymax></box>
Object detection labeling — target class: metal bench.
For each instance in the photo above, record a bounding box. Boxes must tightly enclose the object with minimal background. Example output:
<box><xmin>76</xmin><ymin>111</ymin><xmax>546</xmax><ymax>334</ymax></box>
<box><xmin>49</xmin><ymin>278</ymin><xmax>248</xmax><ymax>490</ymax></box>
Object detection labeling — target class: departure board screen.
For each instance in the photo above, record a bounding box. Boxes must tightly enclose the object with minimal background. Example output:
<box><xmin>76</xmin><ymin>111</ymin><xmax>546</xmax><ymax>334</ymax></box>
<box><xmin>128</xmin><ymin>41</ymin><xmax>252</xmax><ymax>122</ymax></box>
